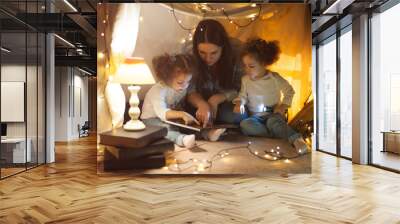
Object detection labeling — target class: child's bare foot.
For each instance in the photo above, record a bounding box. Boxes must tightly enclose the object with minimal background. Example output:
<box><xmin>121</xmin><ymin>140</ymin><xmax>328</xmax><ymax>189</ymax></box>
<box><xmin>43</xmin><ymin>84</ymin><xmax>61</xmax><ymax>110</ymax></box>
<box><xmin>183</xmin><ymin>134</ymin><xmax>196</xmax><ymax>148</ymax></box>
<box><xmin>207</xmin><ymin>128</ymin><xmax>226</xmax><ymax>142</ymax></box>
<box><xmin>293</xmin><ymin>138</ymin><xmax>309</xmax><ymax>154</ymax></box>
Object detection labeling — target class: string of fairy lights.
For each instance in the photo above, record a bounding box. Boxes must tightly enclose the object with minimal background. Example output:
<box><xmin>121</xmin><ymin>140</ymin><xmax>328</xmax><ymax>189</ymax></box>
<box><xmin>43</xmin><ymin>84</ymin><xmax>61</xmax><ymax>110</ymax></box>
<box><xmin>170</xmin><ymin>3</ymin><xmax>263</xmax><ymax>44</ymax></box>
<box><xmin>165</xmin><ymin>141</ymin><xmax>305</xmax><ymax>174</ymax></box>
<box><xmin>171</xmin><ymin>3</ymin><xmax>262</xmax><ymax>31</ymax></box>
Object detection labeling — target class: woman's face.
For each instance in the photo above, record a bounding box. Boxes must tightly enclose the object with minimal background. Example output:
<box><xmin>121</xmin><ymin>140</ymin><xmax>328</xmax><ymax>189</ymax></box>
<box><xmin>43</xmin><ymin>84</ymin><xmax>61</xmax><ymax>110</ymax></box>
<box><xmin>170</xmin><ymin>72</ymin><xmax>192</xmax><ymax>92</ymax></box>
<box><xmin>197</xmin><ymin>43</ymin><xmax>222</xmax><ymax>66</ymax></box>
<box><xmin>242</xmin><ymin>54</ymin><xmax>265</xmax><ymax>80</ymax></box>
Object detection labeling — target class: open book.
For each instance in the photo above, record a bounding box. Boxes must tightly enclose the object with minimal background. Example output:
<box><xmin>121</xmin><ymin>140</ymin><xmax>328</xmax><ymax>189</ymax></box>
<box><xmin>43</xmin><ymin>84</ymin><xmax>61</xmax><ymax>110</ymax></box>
<box><xmin>164</xmin><ymin>119</ymin><xmax>238</xmax><ymax>132</ymax></box>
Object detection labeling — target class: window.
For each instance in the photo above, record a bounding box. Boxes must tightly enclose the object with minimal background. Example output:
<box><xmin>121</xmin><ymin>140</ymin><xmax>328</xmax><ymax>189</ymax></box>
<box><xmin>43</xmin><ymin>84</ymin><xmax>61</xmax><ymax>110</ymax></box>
<box><xmin>370</xmin><ymin>2</ymin><xmax>400</xmax><ymax>171</ymax></box>
<box><xmin>317</xmin><ymin>35</ymin><xmax>337</xmax><ymax>154</ymax></box>
<box><xmin>339</xmin><ymin>28</ymin><xmax>352</xmax><ymax>158</ymax></box>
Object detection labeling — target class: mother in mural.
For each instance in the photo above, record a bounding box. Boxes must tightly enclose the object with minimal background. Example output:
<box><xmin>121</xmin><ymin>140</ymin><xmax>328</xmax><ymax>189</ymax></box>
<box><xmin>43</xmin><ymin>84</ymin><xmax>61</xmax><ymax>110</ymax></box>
<box><xmin>187</xmin><ymin>19</ymin><xmax>244</xmax><ymax>128</ymax></box>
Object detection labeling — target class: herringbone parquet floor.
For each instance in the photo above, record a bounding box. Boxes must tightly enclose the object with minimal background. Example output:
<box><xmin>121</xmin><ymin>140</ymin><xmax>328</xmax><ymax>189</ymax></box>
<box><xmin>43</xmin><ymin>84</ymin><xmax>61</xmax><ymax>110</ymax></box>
<box><xmin>1</xmin><ymin>135</ymin><xmax>400</xmax><ymax>224</ymax></box>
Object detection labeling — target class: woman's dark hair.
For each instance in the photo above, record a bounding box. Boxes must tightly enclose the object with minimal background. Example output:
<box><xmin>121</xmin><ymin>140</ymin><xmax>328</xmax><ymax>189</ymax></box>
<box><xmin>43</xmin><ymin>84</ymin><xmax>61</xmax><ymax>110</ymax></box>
<box><xmin>192</xmin><ymin>19</ymin><xmax>234</xmax><ymax>89</ymax></box>
<box><xmin>241</xmin><ymin>39</ymin><xmax>281</xmax><ymax>66</ymax></box>
<box><xmin>152</xmin><ymin>53</ymin><xmax>195</xmax><ymax>84</ymax></box>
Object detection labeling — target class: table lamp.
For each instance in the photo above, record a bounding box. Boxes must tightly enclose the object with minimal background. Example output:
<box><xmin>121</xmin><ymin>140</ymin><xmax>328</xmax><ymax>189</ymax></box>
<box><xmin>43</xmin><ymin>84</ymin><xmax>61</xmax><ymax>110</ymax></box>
<box><xmin>113</xmin><ymin>57</ymin><xmax>155</xmax><ymax>131</ymax></box>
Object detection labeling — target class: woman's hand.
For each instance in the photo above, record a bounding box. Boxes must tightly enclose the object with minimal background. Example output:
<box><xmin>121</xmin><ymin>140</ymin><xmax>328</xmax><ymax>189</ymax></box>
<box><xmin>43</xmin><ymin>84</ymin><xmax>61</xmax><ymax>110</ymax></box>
<box><xmin>181</xmin><ymin>112</ymin><xmax>200</xmax><ymax>125</ymax></box>
<box><xmin>207</xmin><ymin>93</ymin><xmax>226</xmax><ymax>120</ymax></box>
<box><xmin>274</xmin><ymin>104</ymin><xmax>288</xmax><ymax>117</ymax></box>
<box><xmin>233</xmin><ymin>103</ymin><xmax>245</xmax><ymax>114</ymax></box>
<box><xmin>196</xmin><ymin>102</ymin><xmax>211</xmax><ymax>128</ymax></box>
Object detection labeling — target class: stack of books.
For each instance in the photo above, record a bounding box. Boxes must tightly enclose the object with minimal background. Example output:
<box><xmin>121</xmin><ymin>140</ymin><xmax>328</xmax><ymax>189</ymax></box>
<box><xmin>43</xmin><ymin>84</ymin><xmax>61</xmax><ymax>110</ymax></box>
<box><xmin>99</xmin><ymin>125</ymin><xmax>173</xmax><ymax>171</ymax></box>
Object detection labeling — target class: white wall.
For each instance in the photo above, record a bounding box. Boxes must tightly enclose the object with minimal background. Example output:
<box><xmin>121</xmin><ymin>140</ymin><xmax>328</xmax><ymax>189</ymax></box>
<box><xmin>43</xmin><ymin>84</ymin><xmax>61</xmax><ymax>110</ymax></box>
<box><xmin>1</xmin><ymin>64</ymin><xmax>45</xmax><ymax>164</ymax></box>
<box><xmin>54</xmin><ymin>67</ymin><xmax>89</xmax><ymax>141</ymax></box>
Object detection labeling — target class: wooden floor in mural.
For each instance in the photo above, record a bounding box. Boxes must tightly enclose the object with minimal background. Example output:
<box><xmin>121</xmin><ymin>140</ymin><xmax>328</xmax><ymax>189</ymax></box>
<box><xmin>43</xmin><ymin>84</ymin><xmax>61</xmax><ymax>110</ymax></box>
<box><xmin>1</xmin><ymin>135</ymin><xmax>400</xmax><ymax>223</ymax></box>
<box><xmin>97</xmin><ymin>132</ymin><xmax>311</xmax><ymax>175</ymax></box>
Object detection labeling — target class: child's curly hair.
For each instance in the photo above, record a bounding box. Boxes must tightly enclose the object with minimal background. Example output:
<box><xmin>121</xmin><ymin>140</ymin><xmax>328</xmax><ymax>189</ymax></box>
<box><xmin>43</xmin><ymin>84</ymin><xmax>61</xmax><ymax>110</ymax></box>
<box><xmin>241</xmin><ymin>38</ymin><xmax>281</xmax><ymax>66</ymax></box>
<box><xmin>152</xmin><ymin>53</ymin><xmax>195</xmax><ymax>84</ymax></box>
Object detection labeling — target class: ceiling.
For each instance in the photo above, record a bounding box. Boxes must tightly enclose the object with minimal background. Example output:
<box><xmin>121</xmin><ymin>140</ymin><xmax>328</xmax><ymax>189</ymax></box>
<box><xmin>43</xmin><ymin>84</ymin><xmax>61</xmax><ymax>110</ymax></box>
<box><xmin>0</xmin><ymin>0</ymin><xmax>391</xmax><ymax>75</ymax></box>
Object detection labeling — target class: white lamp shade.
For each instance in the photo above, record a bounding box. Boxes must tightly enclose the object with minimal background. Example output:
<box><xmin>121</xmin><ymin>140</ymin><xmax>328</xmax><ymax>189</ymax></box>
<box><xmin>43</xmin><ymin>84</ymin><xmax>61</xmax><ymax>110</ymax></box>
<box><xmin>113</xmin><ymin>57</ymin><xmax>155</xmax><ymax>85</ymax></box>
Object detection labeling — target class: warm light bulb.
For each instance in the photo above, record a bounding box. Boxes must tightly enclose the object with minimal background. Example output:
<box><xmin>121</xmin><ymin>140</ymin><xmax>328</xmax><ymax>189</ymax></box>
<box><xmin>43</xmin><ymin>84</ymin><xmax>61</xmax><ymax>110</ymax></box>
<box><xmin>271</xmin><ymin>149</ymin><xmax>274</xmax><ymax>153</ymax></box>
<box><xmin>193</xmin><ymin>159</ymin><xmax>198</xmax><ymax>163</ymax></box>
<box><xmin>255</xmin><ymin>151</ymin><xmax>258</xmax><ymax>155</ymax></box>
<box><xmin>285</xmin><ymin>159</ymin><xmax>290</xmax><ymax>163</ymax></box>
<box><xmin>230</xmin><ymin>20</ymin><xmax>233</xmax><ymax>24</ymax></box>
<box><xmin>251</xmin><ymin>3</ymin><xmax>257</xmax><ymax>7</ymax></box>
<box><xmin>98</xmin><ymin>52</ymin><xmax>104</xmax><ymax>59</ymax></box>
<box><xmin>101</xmin><ymin>32</ymin><xmax>104</xmax><ymax>37</ymax></box>
<box><xmin>103</xmin><ymin>20</ymin><xmax>106</xmax><ymax>24</ymax></box>
<box><xmin>139</xmin><ymin>16</ymin><xmax>143</xmax><ymax>21</ymax></box>
<box><xmin>178</xmin><ymin>20</ymin><xmax>182</xmax><ymax>24</ymax></box>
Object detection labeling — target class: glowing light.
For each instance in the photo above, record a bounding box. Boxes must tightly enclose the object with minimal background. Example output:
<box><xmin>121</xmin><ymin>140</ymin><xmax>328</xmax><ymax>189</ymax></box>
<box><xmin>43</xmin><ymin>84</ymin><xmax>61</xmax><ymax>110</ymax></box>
<box><xmin>197</xmin><ymin>164</ymin><xmax>205</xmax><ymax>171</ymax></box>
<box><xmin>98</xmin><ymin>52</ymin><xmax>105</xmax><ymax>59</ymax></box>
<box><xmin>101</xmin><ymin>32</ymin><xmax>105</xmax><ymax>37</ymax></box>
<box><xmin>285</xmin><ymin>159</ymin><xmax>290</xmax><ymax>163</ymax></box>
<box><xmin>255</xmin><ymin>151</ymin><xmax>258</xmax><ymax>155</ymax></box>
<box><xmin>193</xmin><ymin>159</ymin><xmax>198</xmax><ymax>163</ymax></box>
<box><xmin>139</xmin><ymin>16</ymin><xmax>143</xmax><ymax>21</ymax></box>
<box><xmin>230</xmin><ymin>20</ymin><xmax>233</xmax><ymax>24</ymax></box>
<box><xmin>178</xmin><ymin>20</ymin><xmax>182</xmax><ymax>24</ymax></box>
<box><xmin>103</xmin><ymin>20</ymin><xmax>106</xmax><ymax>24</ymax></box>
<box><xmin>251</xmin><ymin>3</ymin><xmax>257</xmax><ymax>7</ymax></box>
<box><xmin>111</xmin><ymin>4</ymin><xmax>140</xmax><ymax>56</ymax></box>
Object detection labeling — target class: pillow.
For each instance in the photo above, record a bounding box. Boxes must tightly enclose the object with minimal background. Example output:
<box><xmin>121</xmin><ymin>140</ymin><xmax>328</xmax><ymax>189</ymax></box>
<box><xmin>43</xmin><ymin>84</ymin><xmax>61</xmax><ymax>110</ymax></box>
<box><xmin>105</xmin><ymin>80</ymin><xmax>126</xmax><ymax>128</ymax></box>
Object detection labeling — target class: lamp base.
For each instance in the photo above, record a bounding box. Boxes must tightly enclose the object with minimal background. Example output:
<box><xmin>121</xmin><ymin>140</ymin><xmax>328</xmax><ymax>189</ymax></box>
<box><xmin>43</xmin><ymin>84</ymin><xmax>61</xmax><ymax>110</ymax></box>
<box><xmin>123</xmin><ymin>119</ymin><xmax>146</xmax><ymax>131</ymax></box>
